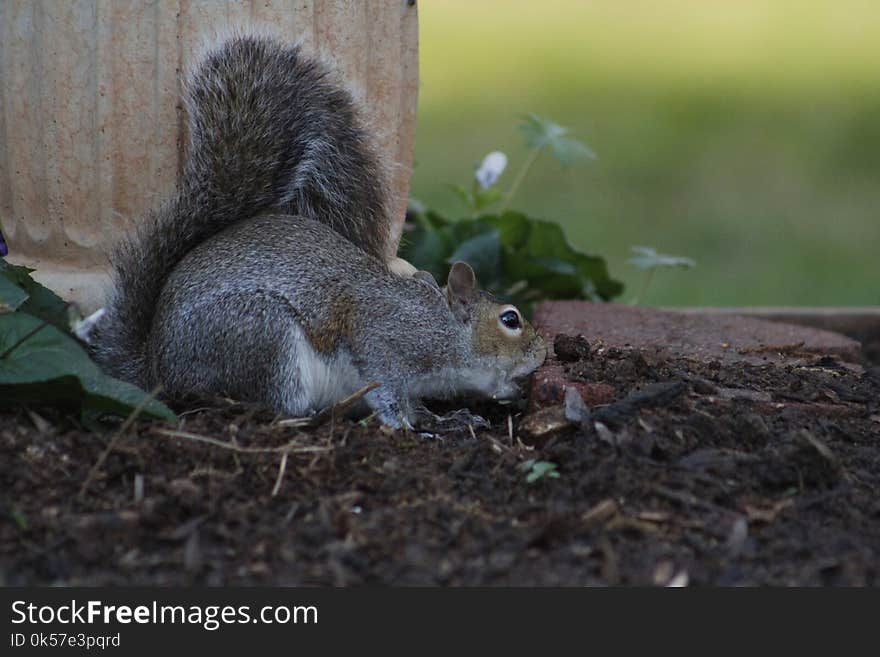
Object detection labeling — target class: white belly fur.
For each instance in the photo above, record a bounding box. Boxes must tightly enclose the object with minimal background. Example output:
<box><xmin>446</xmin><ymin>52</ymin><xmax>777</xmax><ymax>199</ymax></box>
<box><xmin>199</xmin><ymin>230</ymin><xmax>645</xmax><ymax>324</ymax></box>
<box><xmin>279</xmin><ymin>323</ymin><xmax>363</xmax><ymax>416</ymax></box>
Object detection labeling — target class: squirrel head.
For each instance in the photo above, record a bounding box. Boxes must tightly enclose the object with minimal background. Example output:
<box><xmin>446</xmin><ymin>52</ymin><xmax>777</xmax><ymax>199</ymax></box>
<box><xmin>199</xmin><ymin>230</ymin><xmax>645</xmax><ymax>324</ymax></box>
<box><xmin>442</xmin><ymin>261</ymin><xmax>547</xmax><ymax>400</ymax></box>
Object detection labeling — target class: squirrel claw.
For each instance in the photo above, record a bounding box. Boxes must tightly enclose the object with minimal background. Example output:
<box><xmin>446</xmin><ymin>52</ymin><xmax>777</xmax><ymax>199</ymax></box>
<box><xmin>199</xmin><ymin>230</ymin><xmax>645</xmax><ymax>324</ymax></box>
<box><xmin>415</xmin><ymin>407</ymin><xmax>490</xmax><ymax>432</ymax></box>
<box><xmin>377</xmin><ymin>412</ymin><xmax>414</xmax><ymax>431</ymax></box>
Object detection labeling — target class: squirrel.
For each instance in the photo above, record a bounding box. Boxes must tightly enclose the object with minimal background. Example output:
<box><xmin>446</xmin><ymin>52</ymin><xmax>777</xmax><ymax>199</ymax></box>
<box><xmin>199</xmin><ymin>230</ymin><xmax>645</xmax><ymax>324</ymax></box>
<box><xmin>87</xmin><ymin>34</ymin><xmax>547</xmax><ymax>428</ymax></box>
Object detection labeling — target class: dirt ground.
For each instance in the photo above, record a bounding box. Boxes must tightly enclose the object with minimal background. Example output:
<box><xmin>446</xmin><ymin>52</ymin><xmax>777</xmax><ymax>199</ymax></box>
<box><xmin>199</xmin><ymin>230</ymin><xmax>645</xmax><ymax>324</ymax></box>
<box><xmin>3</xmin><ymin>335</ymin><xmax>879</xmax><ymax>586</ymax></box>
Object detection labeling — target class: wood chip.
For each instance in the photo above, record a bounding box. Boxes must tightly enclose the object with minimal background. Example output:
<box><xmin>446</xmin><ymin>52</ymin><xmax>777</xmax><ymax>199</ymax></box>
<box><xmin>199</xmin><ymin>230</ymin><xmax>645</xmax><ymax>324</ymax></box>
<box><xmin>518</xmin><ymin>406</ymin><xmax>573</xmax><ymax>445</ymax></box>
<box><xmin>744</xmin><ymin>499</ymin><xmax>794</xmax><ymax>524</ymax></box>
<box><xmin>580</xmin><ymin>499</ymin><xmax>619</xmax><ymax>529</ymax></box>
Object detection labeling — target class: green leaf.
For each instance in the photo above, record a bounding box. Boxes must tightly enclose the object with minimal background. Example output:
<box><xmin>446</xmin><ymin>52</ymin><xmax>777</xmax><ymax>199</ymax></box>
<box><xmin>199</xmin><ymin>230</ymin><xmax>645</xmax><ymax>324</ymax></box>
<box><xmin>0</xmin><ymin>275</ymin><xmax>28</xmax><ymax>311</ymax></box>
<box><xmin>627</xmin><ymin>246</ymin><xmax>696</xmax><ymax>271</ymax></box>
<box><xmin>401</xmin><ymin>208</ymin><xmax>624</xmax><ymax>316</ymax></box>
<box><xmin>0</xmin><ymin>259</ymin><xmax>71</xmax><ymax>330</ymax></box>
<box><xmin>519</xmin><ymin>113</ymin><xmax>596</xmax><ymax>166</ymax></box>
<box><xmin>450</xmin><ymin>184</ymin><xmax>475</xmax><ymax>211</ymax></box>
<box><xmin>485</xmin><ymin>211</ymin><xmax>532</xmax><ymax>247</ymax></box>
<box><xmin>421</xmin><ymin>210</ymin><xmax>453</xmax><ymax>231</ymax></box>
<box><xmin>518</xmin><ymin>218</ymin><xmax>622</xmax><ymax>299</ymax></box>
<box><xmin>521</xmin><ymin>460</ymin><xmax>560</xmax><ymax>483</ymax></box>
<box><xmin>0</xmin><ymin>312</ymin><xmax>176</xmax><ymax>421</ymax></box>
<box><xmin>551</xmin><ymin>137</ymin><xmax>596</xmax><ymax>166</ymax></box>
<box><xmin>520</xmin><ymin>114</ymin><xmax>567</xmax><ymax>149</ymax></box>
<box><xmin>450</xmin><ymin>184</ymin><xmax>501</xmax><ymax>214</ymax></box>
<box><xmin>447</xmin><ymin>229</ymin><xmax>502</xmax><ymax>286</ymax></box>
<box><xmin>400</xmin><ymin>221</ymin><xmax>453</xmax><ymax>283</ymax></box>
<box><xmin>10</xmin><ymin>507</ymin><xmax>28</xmax><ymax>531</ymax></box>
<box><xmin>472</xmin><ymin>186</ymin><xmax>501</xmax><ymax>212</ymax></box>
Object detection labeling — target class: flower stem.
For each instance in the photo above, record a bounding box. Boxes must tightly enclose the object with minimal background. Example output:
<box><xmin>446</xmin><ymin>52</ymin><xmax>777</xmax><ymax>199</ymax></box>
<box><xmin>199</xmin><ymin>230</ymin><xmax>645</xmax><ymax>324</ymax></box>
<box><xmin>631</xmin><ymin>268</ymin><xmax>656</xmax><ymax>306</ymax></box>
<box><xmin>471</xmin><ymin>179</ymin><xmax>480</xmax><ymax>218</ymax></box>
<box><xmin>501</xmin><ymin>146</ymin><xmax>542</xmax><ymax>212</ymax></box>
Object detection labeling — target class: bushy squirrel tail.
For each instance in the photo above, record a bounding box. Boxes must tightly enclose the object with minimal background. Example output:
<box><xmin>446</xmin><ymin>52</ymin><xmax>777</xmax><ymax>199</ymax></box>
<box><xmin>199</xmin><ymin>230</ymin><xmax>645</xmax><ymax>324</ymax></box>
<box><xmin>92</xmin><ymin>35</ymin><xmax>390</xmax><ymax>386</ymax></box>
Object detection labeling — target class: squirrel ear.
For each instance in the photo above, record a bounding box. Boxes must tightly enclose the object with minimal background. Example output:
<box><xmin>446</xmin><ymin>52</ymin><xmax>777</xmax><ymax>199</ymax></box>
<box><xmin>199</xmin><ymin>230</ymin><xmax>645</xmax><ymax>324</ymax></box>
<box><xmin>447</xmin><ymin>261</ymin><xmax>477</xmax><ymax>297</ymax></box>
<box><xmin>446</xmin><ymin>261</ymin><xmax>477</xmax><ymax>316</ymax></box>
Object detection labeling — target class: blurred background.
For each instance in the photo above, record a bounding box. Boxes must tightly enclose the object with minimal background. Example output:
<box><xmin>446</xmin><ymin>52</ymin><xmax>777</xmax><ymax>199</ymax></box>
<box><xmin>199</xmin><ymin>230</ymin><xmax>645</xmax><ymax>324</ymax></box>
<box><xmin>408</xmin><ymin>0</ymin><xmax>880</xmax><ymax>306</ymax></box>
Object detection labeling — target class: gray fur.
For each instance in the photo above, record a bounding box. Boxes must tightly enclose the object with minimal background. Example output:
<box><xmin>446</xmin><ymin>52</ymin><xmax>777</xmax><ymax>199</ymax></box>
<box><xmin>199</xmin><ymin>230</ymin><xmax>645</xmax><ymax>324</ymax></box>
<box><xmin>91</xmin><ymin>34</ymin><xmax>546</xmax><ymax>426</ymax></box>
<box><xmin>150</xmin><ymin>215</ymin><xmax>544</xmax><ymax>426</ymax></box>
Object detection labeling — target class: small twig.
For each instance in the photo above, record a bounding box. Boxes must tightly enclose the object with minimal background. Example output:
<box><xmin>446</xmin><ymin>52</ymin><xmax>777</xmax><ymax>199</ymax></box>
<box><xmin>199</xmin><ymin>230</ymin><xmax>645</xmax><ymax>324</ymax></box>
<box><xmin>470</xmin><ymin>423</ymin><xmax>506</xmax><ymax>454</ymax></box>
<box><xmin>78</xmin><ymin>385</ymin><xmax>162</xmax><ymax>501</ymax></box>
<box><xmin>273</xmin><ymin>416</ymin><xmax>313</xmax><ymax>429</ymax></box>
<box><xmin>631</xmin><ymin>267</ymin><xmax>655</xmax><ymax>306</ymax></box>
<box><xmin>176</xmin><ymin>406</ymin><xmax>215</xmax><ymax>418</ymax></box>
<box><xmin>154</xmin><ymin>428</ymin><xmax>331</xmax><ymax>455</ymax></box>
<box><xmin>650</xmin><ymin>484</ymin><xmax>729</xmax><ymax>515</ymax></box>
<box><xmin>271</xmin><ymin>451</ymin><xmax>289</xmax><ymax>497</ymax></box>
<box><xmin>515</xmin><ymin>436</ymin><xmax>535</xmax><ymax>451</ymax></box>
<box><xmin>133</xmin><ymin>474</ymin><xmax>145</xmax><ymax>504</ymax></box>
<box><xmin>276</xmin><ymin>381</ymin><xmax>379</xmax><ymax>428</ymax></box>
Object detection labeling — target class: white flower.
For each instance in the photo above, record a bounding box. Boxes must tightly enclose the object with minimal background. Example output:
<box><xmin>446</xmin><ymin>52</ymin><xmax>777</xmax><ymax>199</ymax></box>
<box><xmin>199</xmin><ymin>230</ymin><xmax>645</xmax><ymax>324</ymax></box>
<box><xmin>474</xmin><ymin>151</ymin><xmax>508</xmax><ymax>190</ymax></box>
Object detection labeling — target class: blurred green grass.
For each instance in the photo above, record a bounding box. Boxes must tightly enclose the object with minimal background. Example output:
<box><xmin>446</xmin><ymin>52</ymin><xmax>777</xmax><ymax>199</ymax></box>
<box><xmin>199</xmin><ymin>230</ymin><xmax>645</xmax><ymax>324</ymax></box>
<box><xmin>409</xmin><ymin>0</ymin><xmax>880</xmax><ymax>306</ymax></box>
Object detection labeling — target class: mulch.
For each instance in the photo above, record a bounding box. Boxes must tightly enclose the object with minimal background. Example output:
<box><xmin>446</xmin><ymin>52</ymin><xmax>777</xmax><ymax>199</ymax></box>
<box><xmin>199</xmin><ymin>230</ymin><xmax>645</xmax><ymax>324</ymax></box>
<box><xmin>2</xmin><ymin>307</ymin><xmax>879</xmax><ymax>586</ymax></box>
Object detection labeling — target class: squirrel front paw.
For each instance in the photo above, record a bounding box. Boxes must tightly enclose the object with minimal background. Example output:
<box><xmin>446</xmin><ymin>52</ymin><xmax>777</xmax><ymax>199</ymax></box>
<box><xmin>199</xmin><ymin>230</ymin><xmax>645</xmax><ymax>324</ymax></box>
<box><xmin>365</xmin><ymin>385</ymin><xmax>413</xmax><ymax>429</ymax></box>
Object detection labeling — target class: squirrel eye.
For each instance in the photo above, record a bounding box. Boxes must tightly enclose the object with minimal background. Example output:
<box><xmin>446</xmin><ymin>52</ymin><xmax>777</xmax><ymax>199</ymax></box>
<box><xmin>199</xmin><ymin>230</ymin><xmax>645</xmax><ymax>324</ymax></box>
<box><xmin>499</xmin><ymin>309</ymin><xmax>521</xmax><ymax>330</ymax></box>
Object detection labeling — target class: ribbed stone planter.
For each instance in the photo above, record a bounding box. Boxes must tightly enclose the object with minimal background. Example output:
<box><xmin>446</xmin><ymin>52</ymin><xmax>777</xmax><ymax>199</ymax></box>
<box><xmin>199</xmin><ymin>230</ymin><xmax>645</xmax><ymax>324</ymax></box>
<box><xmin>0</xmin><ymin>0</ymin><xmax>419</xmax><ymax>311</ymax></box>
